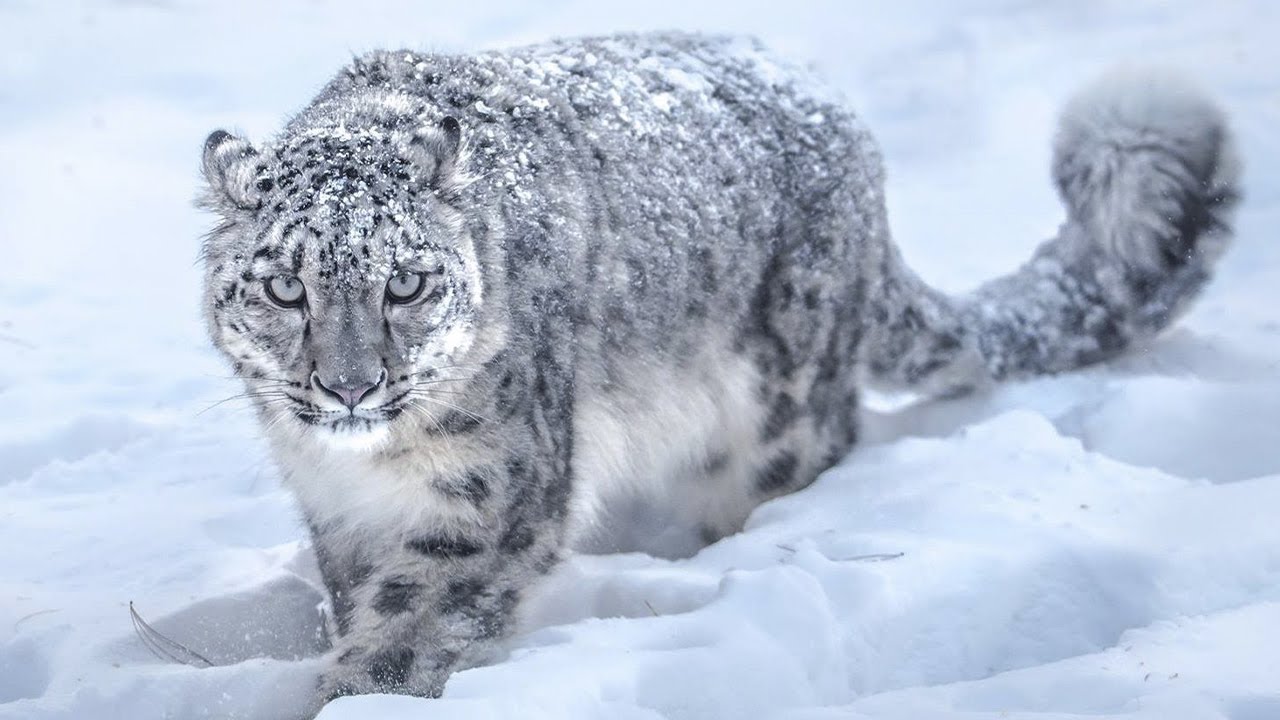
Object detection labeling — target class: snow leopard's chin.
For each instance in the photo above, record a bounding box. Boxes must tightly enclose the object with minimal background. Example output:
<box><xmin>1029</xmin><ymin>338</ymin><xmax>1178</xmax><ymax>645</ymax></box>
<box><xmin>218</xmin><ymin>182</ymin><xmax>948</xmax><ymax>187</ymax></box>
<box><xmin>305</xmin><ymin>414</ymin><xmax>393</xmax><ymax>452</ymax></box>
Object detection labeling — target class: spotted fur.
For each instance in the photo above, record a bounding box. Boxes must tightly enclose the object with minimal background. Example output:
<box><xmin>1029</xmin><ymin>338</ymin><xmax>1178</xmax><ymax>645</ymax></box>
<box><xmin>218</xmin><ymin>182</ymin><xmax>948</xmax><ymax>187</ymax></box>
<box><xmin>198</xmin><ymin>33</ymin><xmax>1239</xmax><ymax>707</ymax></box>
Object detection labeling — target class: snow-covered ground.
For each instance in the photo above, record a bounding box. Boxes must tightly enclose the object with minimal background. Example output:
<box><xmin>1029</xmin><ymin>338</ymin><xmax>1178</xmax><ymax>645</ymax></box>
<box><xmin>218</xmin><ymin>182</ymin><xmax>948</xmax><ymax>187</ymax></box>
<box><xmin>2</xmin><ymin>1</ymin><xmax>1278</xmax><ymax>718</ymax></box>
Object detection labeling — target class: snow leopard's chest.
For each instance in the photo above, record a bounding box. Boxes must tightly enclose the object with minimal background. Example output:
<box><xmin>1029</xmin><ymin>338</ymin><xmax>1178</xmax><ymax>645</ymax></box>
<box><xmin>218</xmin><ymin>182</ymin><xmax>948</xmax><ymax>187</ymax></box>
<box><xmin>269</xmin><ymin>345</ymin><xmax>770</xmax><ymax>552</ymax></box>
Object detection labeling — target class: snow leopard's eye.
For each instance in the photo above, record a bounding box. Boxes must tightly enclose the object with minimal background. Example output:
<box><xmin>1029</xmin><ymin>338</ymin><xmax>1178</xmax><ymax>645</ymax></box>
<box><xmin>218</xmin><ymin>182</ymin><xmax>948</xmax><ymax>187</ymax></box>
<box><xmin>386</xmin><ymin>272</ymin><xmax>426</xmax><ymax>304</ymax></box>
<box><xmin>264</xmin><ymin>275</ymin><xmax>306</xmax><ymax>308</ymax></box>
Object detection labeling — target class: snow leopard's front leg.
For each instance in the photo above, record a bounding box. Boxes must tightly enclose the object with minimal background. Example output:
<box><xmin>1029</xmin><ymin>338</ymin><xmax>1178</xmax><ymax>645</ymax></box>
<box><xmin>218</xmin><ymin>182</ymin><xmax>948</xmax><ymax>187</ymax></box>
<box><xmin>313</xmin><ymin>449</ymin><xmax>570</xmax><ymax>702</ymax></box>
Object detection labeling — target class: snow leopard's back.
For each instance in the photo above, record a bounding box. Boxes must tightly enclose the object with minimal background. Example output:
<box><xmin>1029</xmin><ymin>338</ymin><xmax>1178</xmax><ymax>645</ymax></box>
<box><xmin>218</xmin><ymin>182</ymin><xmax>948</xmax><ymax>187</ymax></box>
<box><xmin>299</xmin><ymin>32</ymin><xmax>888</xmax><ymax>350</ymax></box>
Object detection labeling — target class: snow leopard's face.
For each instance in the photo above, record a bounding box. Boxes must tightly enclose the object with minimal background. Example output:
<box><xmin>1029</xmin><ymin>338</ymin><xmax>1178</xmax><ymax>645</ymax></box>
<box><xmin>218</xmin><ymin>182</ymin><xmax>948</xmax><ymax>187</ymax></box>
<box><xmin>198</xmin><ymin>117</ymin><xmax>483</xmax><ymax>447</ymax></box>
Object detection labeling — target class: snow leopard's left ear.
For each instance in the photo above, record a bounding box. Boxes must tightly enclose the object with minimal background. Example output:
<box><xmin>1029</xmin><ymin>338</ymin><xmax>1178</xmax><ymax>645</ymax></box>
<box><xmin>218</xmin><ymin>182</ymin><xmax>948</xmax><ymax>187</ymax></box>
<box><xmin>408</xmin><ymin>116</ymin><xmax>469</xmax><ymax>199</ymax></box>
<box><xmin>200</xmin><ymin>130</ymin><xmax>262</xmax><ymax>213</ymax></box>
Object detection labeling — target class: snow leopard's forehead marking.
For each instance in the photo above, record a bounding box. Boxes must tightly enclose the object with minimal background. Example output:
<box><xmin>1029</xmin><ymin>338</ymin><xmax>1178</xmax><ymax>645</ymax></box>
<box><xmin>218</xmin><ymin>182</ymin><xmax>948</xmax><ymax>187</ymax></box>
<box><xmin>246</xmin><ymin>127</ymin><xmax>461</xmax><ymax>292</ymax></box>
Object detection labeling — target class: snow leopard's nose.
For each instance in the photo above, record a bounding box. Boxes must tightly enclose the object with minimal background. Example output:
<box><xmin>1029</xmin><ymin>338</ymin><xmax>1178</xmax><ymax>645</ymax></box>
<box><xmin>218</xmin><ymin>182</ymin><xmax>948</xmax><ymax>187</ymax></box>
<box><xmin>312</xmin><ymin>370</ymin><xmax>383</xmax><ymax>410</ymax></box>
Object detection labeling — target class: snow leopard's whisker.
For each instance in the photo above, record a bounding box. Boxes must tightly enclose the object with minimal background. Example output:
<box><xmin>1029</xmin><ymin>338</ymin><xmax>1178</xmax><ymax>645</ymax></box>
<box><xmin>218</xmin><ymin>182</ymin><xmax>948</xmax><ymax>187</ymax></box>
<box><xmin>403</xmin><ymin>387</ymin><xmax>468</xmax><ymax>398</ymax></box>
<box><xmin>411</xmin><ymin>376</ymin><xmax>474</xmax><ymax>386</ymax></box>
<box><xmin>405</xmin><ymin>393</ymin><xmax>490</xmax><ymax>425</ymax></box>
<box><xmin>207</xmin><ymin>389</ymin><xmax>293</xmax><ymax>402</ymax></box>
<box><xmin>411</xmin><ymin>373</ymin><xmax>477</xmax><ymax>386</ymax></box>
<box><xmin>403</xmin><ymin>400</ymin><xmax>461</xmax><ymax>457</ymax></box>
<box><xmin>205</xmin><ymin>373</ymin><xmax>299</xmax><ymax>388</ymax></box>
<box><xmin>404</xmin><ymin>400</ymin><xmax>446</xmax><ymax>431</ymax></box>
<box><xmin>409</xmin><ymin>399</ymin><xmax>489</xmax><ymax>427</ymax></box>
<box><xmin>414</xmin><ymin>363</ymin><xmax>483</xmax><ymax>379</ymax></box>
<box><xmin>421</xmin><ymin>363</ymin><xmax>481</xmax><ymax>373</ymax></box>
<box><xmin>196</xmin><ymin>390</ymin><xmax>296</xmax><ymax>416</ymax></box>
<box><xmin>410</xmin><ymin>383</ymin><xmax>474</xmax><ymax>396</ymax></box>
<box><xmin>203</xmin><ymin>372</ymin><xmax>285</xmax><ymax>381</ymax></box>
<box><xmin>261</xmin><ymin>409</ymin><xmax>295</xmax><ymax>434</ymax></box>
<box><xmin>408</xmin><ymin>374</ymin><xmax>477</xmax><ymax>393</ymax></box>
<box><xmin>264</xmin><ymin>401</ymin><xmax>318</xmax><ymax>431</ymax></box>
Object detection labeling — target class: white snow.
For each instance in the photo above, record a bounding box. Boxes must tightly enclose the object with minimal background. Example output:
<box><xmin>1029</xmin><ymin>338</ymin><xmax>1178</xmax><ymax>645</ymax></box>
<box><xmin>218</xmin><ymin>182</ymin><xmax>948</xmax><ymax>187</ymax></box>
<box><xmin>2</xmin><ymin>2</ymin><xmax>1279</xmax><ymax>719</ymax></box>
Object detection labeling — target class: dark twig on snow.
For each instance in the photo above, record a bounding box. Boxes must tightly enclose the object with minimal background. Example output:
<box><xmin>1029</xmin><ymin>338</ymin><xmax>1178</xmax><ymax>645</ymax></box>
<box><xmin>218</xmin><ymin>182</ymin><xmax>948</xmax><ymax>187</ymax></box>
<box><xmin>129</xmin><ymin>601</ymin><xmax>215</xmax><ymax>668</ymax></box>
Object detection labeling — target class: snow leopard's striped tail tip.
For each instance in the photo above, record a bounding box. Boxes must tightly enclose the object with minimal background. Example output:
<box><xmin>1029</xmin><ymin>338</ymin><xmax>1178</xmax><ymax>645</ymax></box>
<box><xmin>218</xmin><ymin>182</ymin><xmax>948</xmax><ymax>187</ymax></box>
<box><xmin>1053</xmin><ymin>68</ymin><xmax>1241</xmax><ymax>303</ymax></box>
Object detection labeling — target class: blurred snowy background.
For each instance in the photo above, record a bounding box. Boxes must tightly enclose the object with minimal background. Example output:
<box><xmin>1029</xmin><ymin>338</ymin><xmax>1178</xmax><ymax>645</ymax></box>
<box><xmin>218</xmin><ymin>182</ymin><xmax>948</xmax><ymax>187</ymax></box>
<box><xmin>1</xmin><ymin>1</ymin><xmax>1279</xmax><ymax>718</ymax></box>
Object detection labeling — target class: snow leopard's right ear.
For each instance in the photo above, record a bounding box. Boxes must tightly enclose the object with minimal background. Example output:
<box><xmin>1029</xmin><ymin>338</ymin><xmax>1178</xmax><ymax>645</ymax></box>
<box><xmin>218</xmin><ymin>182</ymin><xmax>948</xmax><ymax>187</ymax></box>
<box><xmin>200</xmin><ymin>130</ymin><xmax>261</xmax><ymax>213</ymax></box>
<box><xmin>408</xmin><ymin>116</ymin><xmax>470</xmax><ymax>200</ymax></box>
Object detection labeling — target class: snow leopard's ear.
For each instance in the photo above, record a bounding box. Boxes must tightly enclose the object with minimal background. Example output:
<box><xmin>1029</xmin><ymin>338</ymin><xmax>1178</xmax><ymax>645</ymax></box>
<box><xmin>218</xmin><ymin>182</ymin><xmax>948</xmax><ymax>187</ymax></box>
<box><xmin>408</xmin><ymin>116</ymin><xmax>469</xmax><ymax>199</ymax></box>
<box><xmin>200</xmin><ymin>130</ymin><xmax>262</xmax><ymax>213</ymax></box>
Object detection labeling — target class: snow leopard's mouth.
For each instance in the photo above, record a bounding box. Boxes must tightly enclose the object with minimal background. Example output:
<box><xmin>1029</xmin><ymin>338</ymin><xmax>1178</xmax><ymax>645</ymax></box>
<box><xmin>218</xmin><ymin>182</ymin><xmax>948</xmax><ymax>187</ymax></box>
<box><xmin>294</xmin><ymin>404</ymin><xmax>401</xmax><ymax>428</ymax></box>
<box><xmin>280</xmin><ymin>380</ymin><xmax>471</xmax><ymax>445</ymax></box>
<box><xmin>288</xmin><ymin>386</ymin><xmax>411</xmax><ymax>427</ymax></box>
<box><xmin>296</xmin><ymin>410</ymin><xmax>396</xmax><ymax>450</ymax></box>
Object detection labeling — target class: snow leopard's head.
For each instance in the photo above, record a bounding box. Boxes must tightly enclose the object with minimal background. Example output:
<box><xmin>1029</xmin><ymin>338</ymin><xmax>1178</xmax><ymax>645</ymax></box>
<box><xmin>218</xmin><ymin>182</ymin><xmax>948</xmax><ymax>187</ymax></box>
<box><xmin>198</xmin><ymin>110</ymin><xmax>484</xmax><ymax>448</ymax></box>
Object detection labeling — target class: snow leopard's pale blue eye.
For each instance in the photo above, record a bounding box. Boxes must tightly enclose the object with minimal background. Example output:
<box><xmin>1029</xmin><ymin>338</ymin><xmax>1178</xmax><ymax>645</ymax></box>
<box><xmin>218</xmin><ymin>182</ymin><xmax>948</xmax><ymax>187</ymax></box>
<box><xmin>386</xmin><ymin>272</ymin><xmax>426</xmax><ymax>304</ymax></box>
<box><xmin>264</xmin><ymin>276</ymin><xmax>305</xmax><ymax>308</ymax></box>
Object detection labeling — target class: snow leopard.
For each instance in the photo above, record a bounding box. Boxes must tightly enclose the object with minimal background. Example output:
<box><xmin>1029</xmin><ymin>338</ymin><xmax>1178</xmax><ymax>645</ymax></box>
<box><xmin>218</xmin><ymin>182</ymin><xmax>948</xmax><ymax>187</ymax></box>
<box><xmin>198</xmin><ymin>32</ymin><xmax>1238</xmax><ymax>708</ymax></box>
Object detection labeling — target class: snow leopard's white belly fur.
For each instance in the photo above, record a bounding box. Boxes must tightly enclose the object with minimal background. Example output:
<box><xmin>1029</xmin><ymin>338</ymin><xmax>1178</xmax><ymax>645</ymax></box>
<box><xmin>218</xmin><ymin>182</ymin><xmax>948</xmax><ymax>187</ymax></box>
<box><xmin>197</xmin><ymin>31</ymin><xmax>1239</xmax><ymax>710</ymax></box>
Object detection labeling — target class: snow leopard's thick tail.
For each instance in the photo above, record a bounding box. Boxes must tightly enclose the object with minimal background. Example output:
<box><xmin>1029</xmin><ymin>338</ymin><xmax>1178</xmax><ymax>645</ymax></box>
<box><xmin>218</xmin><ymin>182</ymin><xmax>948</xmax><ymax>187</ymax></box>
<box><xmin>865</xmin><ymin>69</ymin><xmax>1241</xmax><ymax>395</ymax></box>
